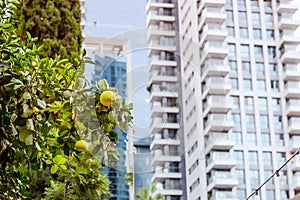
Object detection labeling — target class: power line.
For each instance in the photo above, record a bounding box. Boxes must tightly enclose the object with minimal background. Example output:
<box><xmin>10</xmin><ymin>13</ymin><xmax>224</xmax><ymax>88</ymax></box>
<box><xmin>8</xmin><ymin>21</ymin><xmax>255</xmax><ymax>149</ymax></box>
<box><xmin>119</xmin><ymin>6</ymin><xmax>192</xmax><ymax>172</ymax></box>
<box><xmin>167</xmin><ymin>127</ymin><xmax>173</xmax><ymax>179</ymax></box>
<box><xmin>245</xmin><ymin>148</ymin><xmax>300</xmax><ymax>200</ymax></box>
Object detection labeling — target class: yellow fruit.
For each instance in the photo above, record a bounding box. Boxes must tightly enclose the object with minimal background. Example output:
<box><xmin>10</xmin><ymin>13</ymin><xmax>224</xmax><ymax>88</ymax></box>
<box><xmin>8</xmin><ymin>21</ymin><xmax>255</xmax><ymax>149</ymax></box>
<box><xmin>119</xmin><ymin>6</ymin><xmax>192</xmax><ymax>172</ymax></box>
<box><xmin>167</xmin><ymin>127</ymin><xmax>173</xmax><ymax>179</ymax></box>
<box><xmin>100</xmin><ymin>91</ymin><xmax>115</xmax><ymax>107</ymax></box>
<box><xmin>75</xmin><ymin>140</ymin><xmax>88</xmax><ymax>151</ymax></box>
<box><xmin>31</xmin><ymin>107</ymin><xmax>39</xmax><ymax>113</ymax></box>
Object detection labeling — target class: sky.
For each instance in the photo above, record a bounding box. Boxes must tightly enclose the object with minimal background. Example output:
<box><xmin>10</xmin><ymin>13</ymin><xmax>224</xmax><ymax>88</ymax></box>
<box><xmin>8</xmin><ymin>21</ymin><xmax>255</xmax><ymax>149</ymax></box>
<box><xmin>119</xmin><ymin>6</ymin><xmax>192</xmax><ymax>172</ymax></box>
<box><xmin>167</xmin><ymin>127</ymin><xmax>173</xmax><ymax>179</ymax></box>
<box><xmin>84</xmin><ymin>0</ymin><xmax>151</xmax><ymax>139</ymax></box>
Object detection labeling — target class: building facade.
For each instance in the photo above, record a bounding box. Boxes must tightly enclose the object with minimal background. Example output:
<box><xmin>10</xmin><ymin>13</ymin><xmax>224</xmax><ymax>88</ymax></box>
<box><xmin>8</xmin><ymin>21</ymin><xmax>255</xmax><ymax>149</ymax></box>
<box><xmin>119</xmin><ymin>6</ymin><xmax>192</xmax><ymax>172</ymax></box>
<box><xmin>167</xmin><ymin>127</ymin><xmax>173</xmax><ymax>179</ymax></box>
<box><xmin>146</xmin><ymin>0</ymin><xmax>300</xmax><ymax>199</ymax></box>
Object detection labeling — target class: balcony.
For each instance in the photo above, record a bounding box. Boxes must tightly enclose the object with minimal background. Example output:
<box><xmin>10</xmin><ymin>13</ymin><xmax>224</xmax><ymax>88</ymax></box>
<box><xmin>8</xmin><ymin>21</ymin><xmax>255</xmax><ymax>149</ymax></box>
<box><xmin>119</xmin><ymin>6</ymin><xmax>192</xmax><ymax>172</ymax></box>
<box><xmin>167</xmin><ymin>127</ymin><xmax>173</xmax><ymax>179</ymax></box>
<box><xmin>203</xmin><ymin>96</ymin><xmax>232</xmax><ymax>117</ymax></box>
<box><xmin>210</xmin><ymin>190</ymin><xmax>238</xmax><ymax>200</ymax></box>
<box><xmin>197</xmin><ymin>0</ymin><xmax>225</xmax><ymax>14</ymax></box>
<box><xmin>150</xmin><ymin>117</ymin><xmax>179</xmax><ymax>134</ymax></box>
<box><xmin>279</xmin><ymin>30</ymin><xmax>300</xmax><ymax>46</ymax></box>
<box><xmin>150</xmin><ymin>73</ymin><xmax>178</xmax><ymax>84</ymax></box>
<box><xmin>287</xmin><ymin>117</ymin><xmax>300</xmax><ymax>134</ymax></box>
<box><xmin>284</xmin><ymin>82</ymin><xmax>300</xmax><ymax>99</ymax></box>
<box><xmin>277</xmin><ymin>1</ymin><xmax>298</xmax><ymax>14</ymax></box>
<box><xmin>278</xmin><ymin>15</ymin><xmax>300</xmax><ymax>30</ymax></box>
<box><xmin>146</xmin><ymin>10</ymin><xmax>175</xmax><ymax>27</ymax></box>
<box><xmin>149</xmin><ymin>58</ymin><xmax>177</xmax><ymax>71</ymax></box>
<box><xmin>202</xmin><ymin>77</ymin><xmax>231</xmax><ymax>98</ymax></box>
<box><xmin>206</xmin><ymin>156</ymin><xmax>236</xmax><ymax>171</ymax></box>
<box><xmin>205</xmin><ymin>133</ymin><xmax>235</xmax><ymax>152</ymax></box>
<box><xmin>147</xmin><ymin>28</ymin><xmax>176</xmax><ymax>42</ymax></box>
<box><xmin>149</xmin><ymin>84</ymin><xmax>178</xmax><ymax>102</ymax></box>
<box><xmin>199</xmin><ymin>24</ymin><xmax>227</xmax><ymax>47</ymax></box>
<box><xmin>289</xmin><ymin>137</ymin><xmax>300</xmax><ymax>153</ymax></box>
<box><xmin>148</xmin><ymin>40</ymin><xmax>176</xmax><ymax>57</ymax></box>
<box><xmin>286</xmin><ymin>99</ymin><xmax>300</xmax><ymax>116</ymax></box>
<box><xmin>204</xmin><ymin>114</ymin><xmax>233</xmax><ymax>135</ymax></box>
<box><xmin>200</xmin><ymin>41</ymin><xmax>228</xmax><ymax>64</ymax></box>
<box><xmin>291</xmin><ymin>158</ymin><xmax>300</xmax><ymax>172</ymax></box>
<box><xmin>150</xmin><ymin>133</ymin><xmax>180</xmax><ymax>150</ymax></box>
<box><xmin>201</xmin><ymin>59</ymin><xmax>229</xmax><ymax>80</ymax></box>
<box><xmin>293</xmin><ymin>173</ymin><xmax>300</xmax><ymax>191</ymax></box>
<box><xmin>283</xmin><ymin>64</ymin><xmax>300</xmax><ymax>81</ymax></box>
<box><xmin>151</xmin><ymin>149</ymin><xmax>181</xmax><ymax>167</ymax></box>
<box><xmin>207</xmin><ymin>173</ymin><xmax>238</xmax><ymax>191</ymax></box>
<box><xmin>146</xmin><ymin>0</ymin><xmax>175</xmax><ymax>14</ymax></box>
<box><xmin>280</xmin><ymin>48</ymin><xmax>300</xmax><ymax>64</ymax></box>
<box><xmin>151</xmin><ymin>169</ymin><xmax>181</xmax><ymax>182</ymax></box>
<box><xmin>198</xmin><ymin>8</ymin><xmax>226</xmax><ymax>31</ymax></box>
<box><xmin>150</xmin><ymin>104</ymin><xmax>179</xmax><ymax>118</ymax></box>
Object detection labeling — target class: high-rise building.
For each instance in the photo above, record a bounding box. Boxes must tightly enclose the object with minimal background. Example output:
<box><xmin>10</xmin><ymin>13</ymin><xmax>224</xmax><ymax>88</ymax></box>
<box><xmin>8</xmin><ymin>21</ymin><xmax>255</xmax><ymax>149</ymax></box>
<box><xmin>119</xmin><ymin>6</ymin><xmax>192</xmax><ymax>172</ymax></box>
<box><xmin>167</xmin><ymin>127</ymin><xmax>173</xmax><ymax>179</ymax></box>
<box><xmin>146</xmin><ymin>0</ymin><xmax>300</xmax><ymax>199</ymax></box>
<box><xmin>83</xmin><ymin>37</ymin><xmax>133</xmax><ymax>200</ymax></box>
<box><xmin>133</xmin><ymin>137</ymin><xmax>153</xmax><ymax>195</ymax></box>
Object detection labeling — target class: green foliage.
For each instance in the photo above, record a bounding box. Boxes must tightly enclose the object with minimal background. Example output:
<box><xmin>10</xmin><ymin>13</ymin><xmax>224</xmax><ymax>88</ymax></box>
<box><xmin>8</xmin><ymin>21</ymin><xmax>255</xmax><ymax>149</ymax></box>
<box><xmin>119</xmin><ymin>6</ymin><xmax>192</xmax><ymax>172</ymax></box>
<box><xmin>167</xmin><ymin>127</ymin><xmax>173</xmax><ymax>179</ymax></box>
<box><xmin>135</xmin><ymin>185</ymin><xmax>165</xmax><ymax>200</ymax></box>
<box><xmin>0</xmin><ymin>1</ymin><xmax>133</xmax><ymax>199</ymax></box>
<box><xmin>15</xmin><ymin>0</ymin><xmax>82</xmax><ymax>61</ymax></box>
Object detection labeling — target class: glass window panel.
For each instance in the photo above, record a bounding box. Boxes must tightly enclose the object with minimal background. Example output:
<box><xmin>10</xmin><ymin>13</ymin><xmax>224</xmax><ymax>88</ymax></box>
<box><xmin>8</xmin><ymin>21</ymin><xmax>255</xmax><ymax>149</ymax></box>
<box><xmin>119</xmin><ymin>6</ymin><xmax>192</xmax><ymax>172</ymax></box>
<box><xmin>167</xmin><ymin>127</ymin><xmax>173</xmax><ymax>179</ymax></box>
<box><xmin>240</xmin><ymin>27</ymin><xmax>248</xmax><ymax>38</ymax></box>
<box><xmin>243</xmin><ymin>79</ymin><xmax>252</xmax><ymax>91</ymax></box>
<box><xmin>258</xmin><ymin>97</ymin><xmax>267</xmax><ymax>111</ymax></box>
<box><xmin>257</xmin><ymin>80</ymin><xmax>266</xmax><ymax>91</ymax></box>
<box><xmin>260</xmin><ymin>115</ymin><xmax>269</xmax><ymax>129</ymax></box>
<box><xmin>253</xmin><ymin>28</ymin><xmax>261</xmax><ymax>39</ymax></box>
<box><xmin>242</xmin><ymin>61</ymin><xmax>251</xmax><ymax>74</ymax></box>
<box><xmin>239</xmin><ymin>11</ymin><xmax>247</xmax><ymax>25</ymax></box>
<box><xmin>261</xmin><ymin>133</ymin><xmax>270</xmax><ymax>146</ymax></box>
<box><xmin>263</xmin><ymin>152</ymin><xmax>272</xmax><ymax>167</ymax></box>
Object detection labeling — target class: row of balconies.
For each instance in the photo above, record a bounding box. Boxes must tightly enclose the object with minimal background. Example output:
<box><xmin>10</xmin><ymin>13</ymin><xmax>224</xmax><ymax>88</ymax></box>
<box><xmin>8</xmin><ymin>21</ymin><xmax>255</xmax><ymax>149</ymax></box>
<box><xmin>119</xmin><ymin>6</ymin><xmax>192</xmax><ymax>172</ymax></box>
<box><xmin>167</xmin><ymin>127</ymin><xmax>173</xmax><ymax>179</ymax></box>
<box><xmin>207</xmin><ymin>171</ymin><xmax>238</xmax><ymax>191</ymax></box>
<box><xmin>205</xmin><ymin>132</ymin><xmax>235</xmax><ymax>153</ymax></box>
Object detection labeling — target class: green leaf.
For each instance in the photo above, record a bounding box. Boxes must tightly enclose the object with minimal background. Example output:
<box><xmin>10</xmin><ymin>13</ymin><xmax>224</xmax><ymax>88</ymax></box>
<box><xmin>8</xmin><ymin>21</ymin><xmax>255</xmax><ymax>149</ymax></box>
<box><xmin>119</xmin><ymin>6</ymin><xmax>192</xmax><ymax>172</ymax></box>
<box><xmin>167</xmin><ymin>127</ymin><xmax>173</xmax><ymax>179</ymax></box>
<box><xmin>50</xmin><ymin>164</ymin><xmax>58</xmax><ymax>174</ymax></box>
<box><xmin>60</xmin><ymin>164</ymin><xmax>67</xmax><ymax>170</ymax></box>
<box><xmin>25</xmin><ymin>134</ymin><xmax>33</xmax><ymax>145</ymax></box>
<box><xmin>11</xmin><ymin>78</ymin><xmax>23</xmax><ymax>85</ymax></box>
<box><xmin>35</xmin><ymin>142</ymin><xmax>41</xmax><ymax>151</ymax></box>
<box><xmin>37</xmin><ymin>99</ymin><xmax>46</xmax><ymax>109</ymax></box>
<box><xmin>22</xmin><ymin>92</ymin><xmax>31</xmax><ymax>100</ymax></box>
<box><xmin>26</xmin><ymin>119</ymin><xmax>34</xmax><ymax>130</ymax></box>
<box><xmin>54</xmin><ymin>155</ymin><xmax>67</xmax><ymax>165</ymax></box>
<box><xmin>46</xmin><ymin>160</ymin><xmax>52</xmax><ymax>165</ymax></box>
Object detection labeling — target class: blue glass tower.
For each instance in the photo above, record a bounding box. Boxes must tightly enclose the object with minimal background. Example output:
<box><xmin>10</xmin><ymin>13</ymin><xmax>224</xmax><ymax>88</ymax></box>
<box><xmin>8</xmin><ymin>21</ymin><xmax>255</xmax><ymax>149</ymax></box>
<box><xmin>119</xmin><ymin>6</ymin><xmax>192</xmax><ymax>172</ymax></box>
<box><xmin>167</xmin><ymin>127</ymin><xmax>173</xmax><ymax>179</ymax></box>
<box><xmin>91</xmin><ymin>55</ymin><xmax>129</xmax><ymax>200</ymax></box>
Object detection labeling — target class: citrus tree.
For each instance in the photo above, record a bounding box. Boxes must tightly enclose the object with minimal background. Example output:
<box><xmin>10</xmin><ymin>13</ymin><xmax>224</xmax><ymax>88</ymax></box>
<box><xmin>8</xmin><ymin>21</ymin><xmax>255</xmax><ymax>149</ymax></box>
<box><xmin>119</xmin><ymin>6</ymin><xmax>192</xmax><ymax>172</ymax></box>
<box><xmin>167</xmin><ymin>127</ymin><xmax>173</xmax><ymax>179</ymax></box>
<box><xmin>135</xmin><ymin>185</ymin><xmax>165</xmax><ymax>200</ymax></box>
<box><xmin>0</xmin><ymin>1</ymin><xmax>133</xmax><ymax>199</ymax></box>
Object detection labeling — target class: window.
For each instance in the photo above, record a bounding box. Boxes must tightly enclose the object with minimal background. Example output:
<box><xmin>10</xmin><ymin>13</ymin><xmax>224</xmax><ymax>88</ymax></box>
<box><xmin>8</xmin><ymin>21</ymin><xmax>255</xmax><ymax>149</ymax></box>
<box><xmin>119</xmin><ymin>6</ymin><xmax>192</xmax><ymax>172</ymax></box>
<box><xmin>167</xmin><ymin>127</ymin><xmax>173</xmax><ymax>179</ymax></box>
<box><xmin>228</xmin><ymin>43</ymin><xmax>236</xmax><ymax>57</ymax></box>
<box><xmin>261</xmin><ymin>133</ymin><xmax>270</xmax><ymax>146</ymax></box>
<box><xmin>268</xmin><ymin>46</ymin><xmax>276</xmax><ymax>59</ymax></box>
<box><xmin>226</xmin><ymin>0</ymin><xmax>232</xmax><ymax>7</ymax></box>
<box><xmin>245</xmin><ymin>96</ymin><xmax>254</xmax><ymax>111</ymax></box>
<box><xmin>230</xmin><ymin>78</ymin><xmax>238</xmax><ymax>90</ymax></box>
<box><xmin>266</xmin><ymin>29</ymin><xmax>275</xmax><ymax>40</ymax></box>
<box><xmin>236</xmin><ymin>169</ymin><xmax>245</xmax><ymax>184</ymax></box>
<box><xmin>233</xmin><ymin>113</ymin><xmax>241</xmax><ymax>129</ymax></box>
<box><xmin>281</xmin><ymin>190</ymin><xmax>289</xmax><ymax>199</ymax></box>
<box><xmin>264</xmin><ymin>1</ymin><xmax>272</xmax><ymax>11</ymax></box>
<box><xmin>266</xmin><ymin>190</ymin><xmax>275</xmax><ymax>200</ymax></box>
<box><xmin>240</xmin><ymin>44</ymin><xmax>250</xmax><ymax>58</ymax></box>
<box><xmin>249</xmin><ymin>151</ymin><xmax>258</xmax><ymax>167</ymax></box>
<box><xmin>263</xmin><ymin>152</ymin><xmax>272</xmax><ymax>167</ymax></box>
<box><xmin>271</xmin><ymin>80</ymin><xmax>279</xmax><ymax>92</ymax></box>
<box><xmin>256</xmin><ymin>62</ymin><xmax>265</xmax><ymax>76</ymax></box>
<box><xmin>265</xmin><ymin>13</ymin><xmax>273</xmax><ymax>26</ymax></box>
<box><xmin>252</xmin><ymin>12</ymin><xmax>260</xmax><ymax>26</ymax></box>
<box><xmin>269</xmin><ymin>63</ymin><xmax>278</xmax><ymax>76</ymax></box>
<box><xmin>232</xmin><ymin>131</ymin><xmax>242</xmax><ymax>145</ymax></box>
<box><xmin>250</xmin><ymin>170</ymin><xmax>259</xmax><ymax>186</ymax></box>
<box><xmin>257</xmin><ymin>80</ymin><xmax>266</xmax><ymax>91</ymax></box>
<box><xmin>279</xmin><ymin>171</ymin><xmax>288</xmax><ymax>186</ymax></box>
<box><xmin>237</xmin><ymin>189</ymin><xmax>246</xmax><ymax>200</ymax></box>
<box><xmin>237</xmin><ymin>0</ymin><xmax>246</xmax><ymax>8</ymax></box>
<box><xmin>272</xmin><ymin>98</ymin><xmax>281</xmax><ymax>112</ymax></box>
<box><xmin>264</xmin><ymin>170</ymin><xmax>274</xmax><ymax>186</ymax></box>
<box><xmin>275</xmin><ymin>133</ymin><xmax>284</xmax><ymax>146</ymax></box>
<box><xmin>242</xmin><ymin>61</ymin><xmax>251</xmax><ymax>74</ymax></box>
<box><xmin>240</xmin><ymin>27</ymin><xmax>248</xmax><ymax>38</ymax></box>
<box><xmin>226</xmin><ymin>10</ymin><xmax>233</xmax><ymax>22</ymax></box>
<box><xmin>246</xmin><ymin>115</ymin><xmax>255</xmax><ymax>129</ymax></box>
<box><xmin>243</xmin><ymin>79</ymin><xmax>252</xmax><ymax>91</ymax></box>
<box><xmin>230</xmin><ymin>60</ymin><xmax>237</xmax><ymax>74</ymax></box>
<box><xmin>274</xmin><ymin>116</ymin><xmax>282</xmax><ymax>130</ymax></box>
<box><xmin>250</xmin><ymin>0</ymin><xmax>259</xmax><ymax>9</ymax></box>
<box><xmin>247</xmin><ymin>132</ymin><xmax>256</xmax><ymax>145</ymax></box>
<box><xmin>258</xmin><ymin>97</ymin><xmax>267</xmax><ymax>111</ymax></box>
<box><xmin>260</xmin><ymin>115</ymin><xmax>269</xmax><ymax>129</ymax></box>
<box><xmin>238</xmin><ymin>11</ymin><xmax>247</xmax><ymax>25</ymax></box>
<box><xmin>253</xmin><ymin>28</ymin><xmax>261</xmax><ymax>39</ymax></box>
<box><xmin>276</xmin><ymin>152</ymin><xmax>286</xmax><ymax>168</ymax></box>
<box><xmin>254</xmin><ymin>45</ymin><xmax>263</xmax><ymax>59</ymax></box>
<box><xmin>228</xmin><ymin>27</ymin><xmax>235</xmax><ymax>37</ymax></box>
<box><xmin>234</xmin><ymin>150</ymin><xmax>244</xmax><ymax>165</ymax></box>
<box><xmin>231</xmin><ymin>96</ymin><xmax>240</xmax><ymax>110</ymax></box>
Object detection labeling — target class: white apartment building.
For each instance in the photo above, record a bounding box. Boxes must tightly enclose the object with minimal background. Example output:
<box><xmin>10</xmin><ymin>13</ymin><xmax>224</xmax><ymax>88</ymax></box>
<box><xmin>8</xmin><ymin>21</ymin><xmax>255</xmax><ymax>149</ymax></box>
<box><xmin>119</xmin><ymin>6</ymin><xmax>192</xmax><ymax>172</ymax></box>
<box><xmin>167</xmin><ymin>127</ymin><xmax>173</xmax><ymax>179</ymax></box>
<box><xmin>146</xmin><ymin>0</ymin><xmax>300</xmax><ymax>199</ymax></box>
